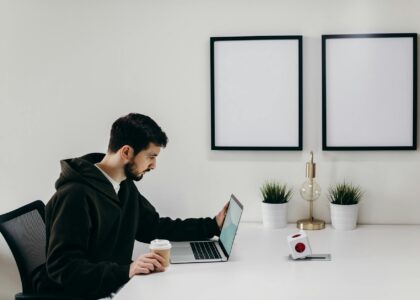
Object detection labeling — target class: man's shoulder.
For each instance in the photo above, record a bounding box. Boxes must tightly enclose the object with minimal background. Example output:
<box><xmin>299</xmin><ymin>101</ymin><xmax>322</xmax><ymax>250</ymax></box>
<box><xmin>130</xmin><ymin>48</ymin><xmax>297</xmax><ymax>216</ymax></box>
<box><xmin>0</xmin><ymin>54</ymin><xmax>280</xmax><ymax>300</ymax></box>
<box><xmin>55</xmin><ymin>181</ymin><xmax>93</xmax><ymax>198</ymax></box>
<box><xmin>48</xmin><ymin>182</ymin><xmax>92</xmax><ymax>209</ymax></box>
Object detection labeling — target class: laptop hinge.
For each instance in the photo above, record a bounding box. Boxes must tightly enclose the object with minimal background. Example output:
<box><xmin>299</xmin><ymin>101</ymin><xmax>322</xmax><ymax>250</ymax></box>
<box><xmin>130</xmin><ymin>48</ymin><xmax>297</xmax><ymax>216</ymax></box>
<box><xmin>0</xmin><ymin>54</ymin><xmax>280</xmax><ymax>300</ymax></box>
<box><xmin>217</xmin><ymin>240</ymin><xmax>229</xmax><ymax>260</ymax></box>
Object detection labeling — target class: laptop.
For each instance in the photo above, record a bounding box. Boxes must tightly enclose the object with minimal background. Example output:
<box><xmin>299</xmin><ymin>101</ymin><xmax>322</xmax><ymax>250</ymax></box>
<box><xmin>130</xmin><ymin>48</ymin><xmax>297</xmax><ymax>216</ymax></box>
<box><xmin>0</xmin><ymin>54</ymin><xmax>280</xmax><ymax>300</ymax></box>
<box><xmin>170</xmin><ymin>194</ymin><xmax>243</xmax><ymax>264</ymax></box>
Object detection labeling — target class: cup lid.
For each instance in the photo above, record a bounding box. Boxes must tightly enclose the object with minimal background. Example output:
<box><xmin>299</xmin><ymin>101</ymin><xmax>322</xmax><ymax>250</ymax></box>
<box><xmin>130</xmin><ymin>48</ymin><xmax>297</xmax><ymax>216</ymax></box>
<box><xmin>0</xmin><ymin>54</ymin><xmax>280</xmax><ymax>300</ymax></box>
<box><xmin>150</xmin><ymin>239</ymin><xmax>172</xmax><ymax>250</ymax></box>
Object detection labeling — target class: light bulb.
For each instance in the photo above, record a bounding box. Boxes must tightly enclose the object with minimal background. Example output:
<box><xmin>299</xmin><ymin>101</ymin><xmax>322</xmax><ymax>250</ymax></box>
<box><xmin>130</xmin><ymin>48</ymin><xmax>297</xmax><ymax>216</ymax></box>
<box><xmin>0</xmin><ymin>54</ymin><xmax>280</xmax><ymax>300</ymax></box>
<box><xmin>299</xmin><ymin>179</ymin><xmax>321</xmax><ymax>201</ymax></box>
<box><xmin>297</xmin><ymin>151</ymin><xmax>325</xmax><ymax>230</ymax></box>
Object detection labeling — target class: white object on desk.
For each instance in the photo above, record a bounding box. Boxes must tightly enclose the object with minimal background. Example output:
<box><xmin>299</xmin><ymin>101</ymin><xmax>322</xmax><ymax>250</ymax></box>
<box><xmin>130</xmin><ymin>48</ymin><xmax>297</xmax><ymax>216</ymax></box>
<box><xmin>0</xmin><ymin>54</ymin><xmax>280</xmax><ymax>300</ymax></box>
<box><xmin>287</xmin><ymin>230</ymin><xmax>312</xmax><ymax>259</ymax></box>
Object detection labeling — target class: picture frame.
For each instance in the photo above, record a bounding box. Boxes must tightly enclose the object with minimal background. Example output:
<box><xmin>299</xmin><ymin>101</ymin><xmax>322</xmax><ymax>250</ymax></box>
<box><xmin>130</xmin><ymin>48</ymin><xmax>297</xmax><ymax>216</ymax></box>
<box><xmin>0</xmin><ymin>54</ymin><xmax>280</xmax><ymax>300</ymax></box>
<box><xmin>210</xmin><ymin>36</ymin><xmax>302</xmax><ymax>150</ymax></box>
<box><xmin>322</xmin><ymin>33</ymin><xmax>417</xmax><ymax>150</ymax></box>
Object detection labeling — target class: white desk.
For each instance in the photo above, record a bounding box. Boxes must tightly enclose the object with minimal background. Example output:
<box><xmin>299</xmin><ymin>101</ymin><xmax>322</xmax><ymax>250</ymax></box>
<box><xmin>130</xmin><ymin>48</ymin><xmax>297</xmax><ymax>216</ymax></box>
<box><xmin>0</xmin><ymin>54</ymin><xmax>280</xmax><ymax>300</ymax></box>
<box><xmin>114</xmin><ymin>223</ymin><xmax>420</xmax><ymax>300</ymax></box>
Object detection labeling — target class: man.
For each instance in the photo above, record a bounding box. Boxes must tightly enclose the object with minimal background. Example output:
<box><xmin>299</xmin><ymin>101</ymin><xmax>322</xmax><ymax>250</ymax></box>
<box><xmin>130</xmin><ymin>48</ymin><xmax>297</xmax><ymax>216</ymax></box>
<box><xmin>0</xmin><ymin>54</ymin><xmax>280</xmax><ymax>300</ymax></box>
<box><xmin>32</xmin><ymin>113</ymin><xmax>228</xmax><ymax>299</ymax></box>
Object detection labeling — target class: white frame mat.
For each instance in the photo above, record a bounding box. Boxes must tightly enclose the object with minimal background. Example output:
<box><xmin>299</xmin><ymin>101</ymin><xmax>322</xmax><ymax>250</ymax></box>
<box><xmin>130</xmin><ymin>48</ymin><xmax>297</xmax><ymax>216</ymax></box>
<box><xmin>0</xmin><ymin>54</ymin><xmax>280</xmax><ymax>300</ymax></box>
<box><xmin>211</xmin><ymin>36</ymin><xmax>302</xmax><ymax>150</ymax></box>
<box><xmin>322</xmin><ymin>33</ymin><xmax>417</xmax><ymax>150</ymax></box>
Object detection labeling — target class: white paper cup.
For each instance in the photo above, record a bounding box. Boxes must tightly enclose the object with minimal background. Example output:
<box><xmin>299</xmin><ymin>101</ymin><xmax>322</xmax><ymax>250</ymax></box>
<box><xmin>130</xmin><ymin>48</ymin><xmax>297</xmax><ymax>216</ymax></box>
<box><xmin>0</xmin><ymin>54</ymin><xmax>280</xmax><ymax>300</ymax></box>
<box><xmin>149</xmin><ymin>239</ymin><xmax>172</xmax><ymax>267</ymax></box>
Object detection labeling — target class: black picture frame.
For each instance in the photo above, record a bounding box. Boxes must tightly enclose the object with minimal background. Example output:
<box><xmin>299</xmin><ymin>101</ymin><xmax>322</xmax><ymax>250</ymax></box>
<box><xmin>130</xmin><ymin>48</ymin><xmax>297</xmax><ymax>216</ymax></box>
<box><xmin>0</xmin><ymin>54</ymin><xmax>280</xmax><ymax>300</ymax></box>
<box><xmin>322</xmin><ymin>33</ymin><xmax>417</xmax><ymax>151</ymax></box>
<box><xmin>211</xmin><ymin>36</ymin><xmax>303</xmax><ymax>150</ymax></box>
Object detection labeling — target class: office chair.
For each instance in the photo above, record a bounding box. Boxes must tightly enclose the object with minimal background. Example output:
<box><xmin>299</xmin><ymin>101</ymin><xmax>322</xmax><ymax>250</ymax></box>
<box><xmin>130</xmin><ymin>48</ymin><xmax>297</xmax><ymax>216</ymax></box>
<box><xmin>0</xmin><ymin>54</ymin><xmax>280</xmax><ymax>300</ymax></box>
<box><xmin>0</xmin><ymin>200</ymin><xmax>80</xmax><ymax>300</ymax></box>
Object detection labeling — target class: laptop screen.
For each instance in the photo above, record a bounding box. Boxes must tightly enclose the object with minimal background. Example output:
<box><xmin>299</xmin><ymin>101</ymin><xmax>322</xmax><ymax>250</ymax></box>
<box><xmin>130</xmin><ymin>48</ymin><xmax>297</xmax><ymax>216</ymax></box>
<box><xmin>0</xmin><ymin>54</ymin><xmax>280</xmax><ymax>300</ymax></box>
<box><xmin>219</xmin><ymin>194</ymin><xmax>243</xmax><ymax>256</ymax></box>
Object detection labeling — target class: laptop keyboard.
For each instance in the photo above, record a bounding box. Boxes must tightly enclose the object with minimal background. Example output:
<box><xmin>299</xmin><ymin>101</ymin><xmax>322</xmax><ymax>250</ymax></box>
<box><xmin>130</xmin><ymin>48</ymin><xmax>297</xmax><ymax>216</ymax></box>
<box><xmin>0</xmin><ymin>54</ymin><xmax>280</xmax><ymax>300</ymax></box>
<box><xmin>190</xmin><ymin>241</ymin><xmax>221</xmax><ymax>260</ymax></box>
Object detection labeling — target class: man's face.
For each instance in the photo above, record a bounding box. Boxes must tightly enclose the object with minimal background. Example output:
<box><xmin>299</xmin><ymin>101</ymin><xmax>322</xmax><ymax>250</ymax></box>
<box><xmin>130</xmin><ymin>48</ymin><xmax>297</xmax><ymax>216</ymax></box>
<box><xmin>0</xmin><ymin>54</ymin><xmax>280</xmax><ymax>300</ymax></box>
<box><xmin>124</xmin><ymin>143</ymin><xmax>161</xmax><ymax>181</ymax></box>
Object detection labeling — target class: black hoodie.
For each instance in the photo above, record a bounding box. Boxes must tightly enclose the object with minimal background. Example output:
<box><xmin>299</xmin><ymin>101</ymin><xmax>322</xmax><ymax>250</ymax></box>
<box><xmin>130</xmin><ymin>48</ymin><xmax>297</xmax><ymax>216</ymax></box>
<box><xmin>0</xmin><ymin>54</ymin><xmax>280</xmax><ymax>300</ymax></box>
<box><xmin>32</xmin><ymin>153</ymin><xmax>220</xmax><ymax>299</ymax></box>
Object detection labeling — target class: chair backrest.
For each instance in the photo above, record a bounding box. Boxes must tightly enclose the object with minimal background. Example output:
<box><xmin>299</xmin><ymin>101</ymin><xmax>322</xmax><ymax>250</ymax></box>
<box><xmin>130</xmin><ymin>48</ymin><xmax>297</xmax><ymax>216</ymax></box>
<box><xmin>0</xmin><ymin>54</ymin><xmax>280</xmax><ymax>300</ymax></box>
<box><xmin>0</xmin><ymin>200</ymin><xmax>46</xmax><ymax>293</ymax></box>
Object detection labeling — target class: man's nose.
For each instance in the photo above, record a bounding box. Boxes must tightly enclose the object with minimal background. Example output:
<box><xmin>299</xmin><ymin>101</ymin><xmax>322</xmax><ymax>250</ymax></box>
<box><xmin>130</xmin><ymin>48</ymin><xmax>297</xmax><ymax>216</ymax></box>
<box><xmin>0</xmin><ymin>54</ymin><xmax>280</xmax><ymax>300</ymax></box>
<box><xmin>150</xmin><ymin>161</ymin><xmax>156</xmax><ymax>170</ymax></box>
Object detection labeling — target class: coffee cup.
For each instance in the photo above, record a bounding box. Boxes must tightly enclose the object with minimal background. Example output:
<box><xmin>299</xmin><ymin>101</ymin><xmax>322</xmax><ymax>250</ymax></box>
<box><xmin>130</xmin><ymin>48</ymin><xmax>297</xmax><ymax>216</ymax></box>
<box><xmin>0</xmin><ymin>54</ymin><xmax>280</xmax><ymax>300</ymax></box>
<box><xmin>149</xmin><ymin>239</ymin><xmax>172</xmax><ymax>267</ymax></box>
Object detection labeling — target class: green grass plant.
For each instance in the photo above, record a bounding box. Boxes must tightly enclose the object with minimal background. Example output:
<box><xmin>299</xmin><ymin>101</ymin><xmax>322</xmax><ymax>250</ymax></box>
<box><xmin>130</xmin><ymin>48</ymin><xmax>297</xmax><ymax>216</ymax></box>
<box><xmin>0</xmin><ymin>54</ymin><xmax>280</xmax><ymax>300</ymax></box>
<box><xmin>260</xmin><ymin>181</ymin><xmax>292</xmax><ymax>204</ymax></box>
<box><xmin>328</xmin><ymin>182</ymin><xmax>363</xmax><ymax>205</ymax></box>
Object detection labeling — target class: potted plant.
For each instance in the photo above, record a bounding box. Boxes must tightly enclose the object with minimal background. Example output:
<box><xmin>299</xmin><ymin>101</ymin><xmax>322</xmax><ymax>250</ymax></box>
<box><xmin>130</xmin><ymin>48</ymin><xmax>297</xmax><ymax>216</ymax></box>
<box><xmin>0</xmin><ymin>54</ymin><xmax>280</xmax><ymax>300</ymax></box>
<box><xmin>260</xmin><ymin>181</ymin><xmax>293</xmax><ymax>229</ymax></box>
<box><xmin>328</xmin><ymin>182</ymin><xmax>363</xmax><ymax>230</ymax></box>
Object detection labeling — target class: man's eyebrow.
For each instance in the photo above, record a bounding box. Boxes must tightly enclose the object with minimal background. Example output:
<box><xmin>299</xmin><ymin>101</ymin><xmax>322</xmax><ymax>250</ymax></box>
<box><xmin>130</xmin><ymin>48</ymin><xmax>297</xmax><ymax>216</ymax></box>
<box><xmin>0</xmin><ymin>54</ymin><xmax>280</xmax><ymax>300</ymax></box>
<box><xmin>148</xmin><ymin>152</ymin><xmax>159</xmax><ymax>157</ymax></box>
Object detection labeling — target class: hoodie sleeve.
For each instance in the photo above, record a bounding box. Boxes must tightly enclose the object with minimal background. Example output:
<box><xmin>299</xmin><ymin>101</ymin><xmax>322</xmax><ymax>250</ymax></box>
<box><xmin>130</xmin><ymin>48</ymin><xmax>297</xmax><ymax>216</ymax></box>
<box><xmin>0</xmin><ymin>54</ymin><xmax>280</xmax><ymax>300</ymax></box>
<box><xmin>45</xmin><ymin>187</ymin><xmax>129</xmax><ymax>299</ymax></box>
<box><xmin>135</xmin><ymin>192</ymin><xmax>221</xmax><ymax>243</ymax></box>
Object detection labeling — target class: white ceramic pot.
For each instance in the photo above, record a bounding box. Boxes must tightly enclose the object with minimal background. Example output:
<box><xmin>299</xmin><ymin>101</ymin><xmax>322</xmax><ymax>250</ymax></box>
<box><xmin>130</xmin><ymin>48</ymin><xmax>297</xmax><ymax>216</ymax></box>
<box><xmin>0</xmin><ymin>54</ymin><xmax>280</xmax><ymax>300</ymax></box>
<box><xmin>261</xmin><ymin>202</ymin><xmax>288</xmax><ymax>229</ymax></box>
<box><xmin>330</xmin><ymin>203</ymin><xmax>359</xmax><ymax>230</ymax></box>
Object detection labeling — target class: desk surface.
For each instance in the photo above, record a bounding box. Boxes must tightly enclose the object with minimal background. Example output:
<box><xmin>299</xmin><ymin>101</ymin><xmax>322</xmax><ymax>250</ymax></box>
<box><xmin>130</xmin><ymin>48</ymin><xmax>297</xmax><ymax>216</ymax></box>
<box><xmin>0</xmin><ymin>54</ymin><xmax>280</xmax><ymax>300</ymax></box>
<box><xmin>114</xmin><ymin>223</ymin><xmax>420</xmax><ymax>300</ymax></box>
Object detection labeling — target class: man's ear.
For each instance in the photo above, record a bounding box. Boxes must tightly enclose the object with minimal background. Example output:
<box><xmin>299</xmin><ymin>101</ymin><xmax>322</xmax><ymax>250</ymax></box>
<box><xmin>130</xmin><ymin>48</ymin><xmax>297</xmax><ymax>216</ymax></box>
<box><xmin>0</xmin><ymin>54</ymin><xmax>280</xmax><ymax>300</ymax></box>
<box><xmin>119</xmin><ymin>145</ymin><xmax>133</xmax><ymax>162</ymax></box>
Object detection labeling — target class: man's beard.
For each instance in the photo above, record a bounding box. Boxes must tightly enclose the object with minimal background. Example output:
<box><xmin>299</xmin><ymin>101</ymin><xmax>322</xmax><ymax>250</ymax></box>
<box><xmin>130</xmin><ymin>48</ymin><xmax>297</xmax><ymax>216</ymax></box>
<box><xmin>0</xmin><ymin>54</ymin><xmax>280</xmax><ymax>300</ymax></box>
<box><xmin>124</xmin><ymin>160</ymin><xmax>150</xmax><ymax>182</ymax></box>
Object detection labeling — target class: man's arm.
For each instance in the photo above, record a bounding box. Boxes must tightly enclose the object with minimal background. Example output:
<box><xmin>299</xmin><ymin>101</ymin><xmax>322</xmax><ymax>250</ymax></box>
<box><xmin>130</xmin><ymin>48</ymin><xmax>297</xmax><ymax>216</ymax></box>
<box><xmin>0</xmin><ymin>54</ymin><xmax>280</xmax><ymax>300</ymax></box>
<box><xmin>135</xmin><ymin>193</ymin><xmax>225</xmax><ymax>243</ymax></box>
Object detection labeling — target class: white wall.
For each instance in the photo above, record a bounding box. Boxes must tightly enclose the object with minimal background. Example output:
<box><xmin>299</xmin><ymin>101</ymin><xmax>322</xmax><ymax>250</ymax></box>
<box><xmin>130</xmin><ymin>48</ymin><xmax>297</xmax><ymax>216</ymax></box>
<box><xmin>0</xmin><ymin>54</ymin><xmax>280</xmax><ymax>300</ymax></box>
<box><xmin>1</xmin><ymin>0</ymin><xmax>420</xmax><ymax>298</ymax></box>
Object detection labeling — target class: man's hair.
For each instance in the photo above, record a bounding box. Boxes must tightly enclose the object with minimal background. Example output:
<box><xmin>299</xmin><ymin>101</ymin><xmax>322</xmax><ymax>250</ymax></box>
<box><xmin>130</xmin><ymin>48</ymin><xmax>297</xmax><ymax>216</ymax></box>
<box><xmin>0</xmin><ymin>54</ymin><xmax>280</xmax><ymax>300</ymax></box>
<box><xmin>108</xmin><ymin>113</ymin><xmax>168</xmax><ymax>154</ymax></box>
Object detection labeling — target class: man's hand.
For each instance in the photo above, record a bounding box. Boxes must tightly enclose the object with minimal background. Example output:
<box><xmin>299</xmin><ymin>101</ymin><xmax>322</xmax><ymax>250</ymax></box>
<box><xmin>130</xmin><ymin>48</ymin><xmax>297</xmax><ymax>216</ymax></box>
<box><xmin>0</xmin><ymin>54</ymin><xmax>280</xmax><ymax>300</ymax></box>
<box><xmin>216</xmin><ymin>202</ymin><xmax>229</xmax><ymax>229</ymax></box>
<box><xmin>129</xmin><ymin>252</ymin><xmax>166</xmax><ymax>278</ymax></box>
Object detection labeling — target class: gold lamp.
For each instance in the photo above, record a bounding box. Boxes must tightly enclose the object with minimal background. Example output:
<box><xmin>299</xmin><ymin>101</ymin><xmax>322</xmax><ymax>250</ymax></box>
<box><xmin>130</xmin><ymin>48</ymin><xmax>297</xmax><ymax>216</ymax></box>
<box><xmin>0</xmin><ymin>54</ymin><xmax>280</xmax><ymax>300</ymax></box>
<box><xmin>297</xmin><ymin>151</ymin><xmax>325</xmax><ymax>230</ymax></box>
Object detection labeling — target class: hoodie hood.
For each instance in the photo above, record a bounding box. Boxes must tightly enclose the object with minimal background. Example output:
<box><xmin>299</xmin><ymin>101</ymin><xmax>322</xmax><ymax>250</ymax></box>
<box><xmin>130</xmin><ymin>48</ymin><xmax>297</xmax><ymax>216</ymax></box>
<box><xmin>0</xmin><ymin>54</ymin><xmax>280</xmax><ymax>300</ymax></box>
<box><xmin>55</xmin><ymin>153</ymin><xmax>119</xmax><ymax>202</ymax></box>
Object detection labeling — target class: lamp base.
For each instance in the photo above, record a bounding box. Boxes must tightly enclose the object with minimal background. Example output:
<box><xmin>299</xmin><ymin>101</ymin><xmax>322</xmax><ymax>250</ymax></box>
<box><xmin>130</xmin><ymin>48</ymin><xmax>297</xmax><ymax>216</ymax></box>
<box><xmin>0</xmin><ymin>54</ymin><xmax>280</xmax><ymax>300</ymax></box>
<box><xmin>297</xmin><ymin>218</ymin><xmax>325</xmax><ymax>230</ymax></box>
